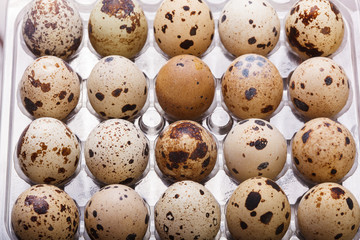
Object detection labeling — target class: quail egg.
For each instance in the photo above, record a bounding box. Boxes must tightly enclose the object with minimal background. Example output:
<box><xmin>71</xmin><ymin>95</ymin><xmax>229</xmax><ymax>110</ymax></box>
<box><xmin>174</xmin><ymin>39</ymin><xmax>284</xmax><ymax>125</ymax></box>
<box><xmin>87</xmin><ymin>56</ymin><xmax>148</xmax><ymax>120</ymax></box>
<box><xmin>222</xmin><ymin>54</ymin><xmax>283</xmax><ymax>119</ymax></box>
<box><xmin>155</xmin><ymin>120</ymin><xmax>217</xmax><ymax>182</ymax></box>
<box><xmin>17</xmin><ymin>117</ymin><xmax>80</xmax><ymax>185</ymax></box>
<box><xmin>289</xmin><ymin>57</ymin><xmax>349</xmax><ymax>119</ymax></box>
<box><xmin>224</xmin><ymin>119</ymin><xmax>287</xmax><ymax>183</ymax></box>
<box><xmin>154</xmin><ymin>0</ymin><xmax>215</xmax><ymax>57</ymax></box>
<box><xmin>11</xmin><ymin>184</ymin><xmax>79</xmax><ymax>239</ymax></box>
<box><xmin>226</xmin><ymin>177</ymin><xmax>291</xmax><ymax>240</ymax></box>
<box><xmin>85</xmin><ymin>119</ymin><xmax>149</xmax><ymax>185</ymax></box>
<box><xmin>19</xmin><ymin>56</ymin><xmax>81</xmax><ymax>120</ymax></box>
<box><xmin>155</xmin><ymin>55</ymin><xmax>215</xmax><ymax>120</ymax></box>
<box><xmin>22</xmin><ymin>0</ymin><xmax>83</xmax><ymax>60</ymax></box>
<box><xmin>155</xmin><ymin>180</ymin><xmax>221</xmax><ymax>240</ymax></box>
<box><xmin>292</xmin><ymin>118</ymin><xmax>356</xmax><ymax>183</ymax></box>
<box><xmin>297</xmin><ymin>183</ymin><xmax>360</xmax><ymax>240</ymax></box>
<box><xmin>285</xmin><ymin>0</ymin><xmax>344</xmax><ymax>59</ymax></box>
<box><xmin>219</xmin><ymin>0</ymin><xmax>280</xmax><ymax>57</ymax></box>
<box><xmin>88</xmin><ymin>0</ymin><xmax>148</xmax><ymax>58</ymax></box>
<box><xmin>85</xmin><ymin>184</ymin><xmax>149</xmax><ymax>240</ymax></box>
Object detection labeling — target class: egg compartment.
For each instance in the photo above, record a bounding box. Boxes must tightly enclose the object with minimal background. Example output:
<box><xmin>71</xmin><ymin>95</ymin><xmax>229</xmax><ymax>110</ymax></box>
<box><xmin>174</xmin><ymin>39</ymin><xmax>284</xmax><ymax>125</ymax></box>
<box><xmin>1</xmin><ymin>0</ymin><xmax>360</xmax><ymax>239</ymax></box>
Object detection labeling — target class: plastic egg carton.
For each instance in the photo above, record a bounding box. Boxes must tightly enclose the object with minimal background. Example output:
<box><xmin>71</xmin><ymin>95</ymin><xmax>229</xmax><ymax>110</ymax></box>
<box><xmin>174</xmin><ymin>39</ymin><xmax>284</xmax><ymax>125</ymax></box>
<box><xmin>1</xmin><ymin>0</ymin><xmax>360</xmax><ymax>239</ymax></box>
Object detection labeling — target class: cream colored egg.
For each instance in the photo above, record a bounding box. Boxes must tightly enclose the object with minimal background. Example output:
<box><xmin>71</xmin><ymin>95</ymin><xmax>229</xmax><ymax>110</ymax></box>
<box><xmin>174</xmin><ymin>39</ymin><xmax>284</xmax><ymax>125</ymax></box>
<box><xmin>226</xmin><ymin>177</ymin><xmax>291</xmax><ymax>240</ymax></box>
<box><xmin>87</xmin><ymin>56</ymin><xmax>148</xmax><ymax>120</ymax></box>
<box><xmin>85</xmin><ymin>184</ymin><xmax>149</xmax><ymax>240</ymax></box>
<box><xmin>224</xmin><ymin>119</ymin><xmax>287</xmax><ymax>183</ymax></box>
<box><xmin>289</xmin><ymin>57</ymin><xmax>349</xmax><ymax>119</ymax></box>
<box><xmin>285</xmin><ymin>0</ymin><xmax>344</xmax><ymax>59</ymax></box>
<box><xmin>19</xmin><ymin>56</ymin><xmax>80</xmax><ymax>120</ymax></box>
<box><xmin>219</xmin><ymin>0</ymin><xmax>280</xmax><ymax>57</ymax></box>
<box><xmin>298</xmin><ymin>183</ymin><xmax>360</xmax><ymax>240</ymax></box>
<box><xmin>22</xmin><ymin>0</ymin><xmax>83</xmax><ymax>60</ymax></box>
<box><xmin>88</xmin><ymin>0</ymin><xmax>148</xmax><ymax>58</ymax></box>
<box><xmin>85</xmin><ymin>119</ymin><xmax>149</xmax><ymax>185</ymax></box>
<box><xmin>155</xmin><ymin>181</ymin><xmax>221</xmax><ymax>240</ymax></box>
<box><xmin>11</xmin><ymin>184</ymin><xmax>79</xmax><ymax>239</ymax></box>
<box><xmin>154</xmin><ymin>0</ymin><xmax>214</xmax><ymax>57</ymax></box>
<box><xmin>222</xmin><ymin>54</ymin><xmax>283</xmax><ymax>119</ymax></box>
<box><xmin>292</xmin><ymin>118</ymin><xmax>356</xmax><ymax>183</ymax></box>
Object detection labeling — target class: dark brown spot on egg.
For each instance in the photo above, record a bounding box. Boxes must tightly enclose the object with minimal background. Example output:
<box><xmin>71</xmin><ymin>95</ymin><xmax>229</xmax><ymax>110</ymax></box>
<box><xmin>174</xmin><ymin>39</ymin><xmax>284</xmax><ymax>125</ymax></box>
<box><xmin>101</xmin><ymin>0</ymin><xmax>135</xmax><ymax>18</ymax></box>
<box><xmin>330</xmin><ymin>1</ymin><xmax>340</xmax><ymax>19</ymax></box>
<box><xmin>245</xmin><ymin>87</ymin><xmax>257</xmax><ymax>100</ymax></box>
<box><xmin>331</xmin><ymin>169</ymin><xmax>337</xmax><ymax>175</ymax></box>
<box><xmin>68</xmin><ymin>93</ymin><xmax>74</xmax><ymax>102</ymax></box>
<box><xmin>122</xmin><ymin>104</ymin><xmax>136</xmax><ymax>112</ymax></box>
<box><xmin>89</xmin><ymin>149</ymin><xmax>94</xmax><ymax>157</ymax></box>
<box><xmin>24</xmin><ymin>195</ymin><xmax>49</xmax><ymax>214</ymax></box>
<box><xmin>202</xmin><ymin>157</ymin><xmax>210</xmax><ymax>168</ymax></box>
<box><xmin>62</xmin><ymin>147</ymin><xmax>71</xmax><ymax>156</ymax></box>
<box><xmin>335</xmin><ymin>233</ymin><xmax>343</xmax><ymax>239</ymax></box>
<box><xmin>169</xmin><ymin>151</ymin><xmax>189</xmax><ymax>164</ymax></box>
<box><xmin>251</xmin><ymin>138</ymin><xmax>267</xmax><ymax>150</ymax></box>
<box><xmin>189</xmin><ymin>142</ymin><xmax>208</xmax><ymax>160</ymax></box>
<box><xmin>260</xmin><ymin>211</ymin><xmax>273</xmax><ymax>224</ymax></box>
<box><xmin>221</xmin><ymin>15</ymin><xmax>226</xmax><ymax>23</ymax></box>
<box><xmin>180</xmin><ymin>40</ymin><xmax>194</xmax><ymax>49</ymax></box>
<box><xmin>232</xmin><ymin>168</ymin><xmax>239</xmax><ymax>174</ymax></box>
<box><xmin>245</xmin><ymin>192</ymin><xmax>261</xmax><ymax>211</ymax></box>
<box><xmin>59</xmin><ymin>91</ymin><xmax>67</xmax><ymax>100</ymax></box>
<box><xmin>105</xmin><ymin>57</ymin><xmax>114</xmax><ymax>62</ymax></box>
<box><xmin>261</xmin><ymin>105</ymin><xmax>273</xmax><ymax>113</ymax></box>
<box><xmin>257</xmin><ymin>162</ymin><xmax>269</xmax><ymax>170</ymax></box>
<box><xmin>331</xmin><ymin>187</ymin><xmax>345</xmax><ymax>199</ymax></box>
<box><xmin>321</xmin><ymin>27</ymin><xmax>331</xmax><ymax>35</ymax></box>
<box><xmin>95</xmin><ymin>92</ymin><xmax>105</xmax><ymax>101</ymax></box>
<box><xmin>345</xmin><ymin>137</ymin><xmax>350</xmax><ymax>145</ymax></box>
<box><xmin>299</xmin><ymin>5</ymin><xmax>319</xmax><ymax>26</ymax></box>
<box><xmin>24</xmin><ymin>19</ymin><xmax>35</xmax><ymax>39</ymax></box>
<box><xmin>276</xmin><ymin>223</ymin><xmax>285</xmax><ymax>235</ymax></box>
<box><xmin>190</xmin><ymin>25</ymin><xmax>198</xmax><ymax>36</ymax></box>
<box><xmin>346</xmin><ymin>197</ymin><xmax>354</xmax><ymax>210</ymax></box>
<box><xmin>293</xmin><ymin>98</ymin><xmax>309</xmax><ymax>112</ymax></box>
<box><xmin>302</xmin><ymin>130</ymin><xmax>312</xmax><ymax>143</ymax></box>
<box><xmin>30</xmin><ymin>216</ymin><xmax>37</xmax><ymax>222</ymax></box>
<box><xmin>90</xmin><ymin>228</ymin><xmax>99</xmax><ymax>239</ymax></box>
<box><xmin>325</xmin><ymin>76</ymin><xmax>333</xmax><ymax>85</ymax></box>
<box><xmin>44</xmin><ymin>177</ymin><xmax>56</xmax><ymax>183</ymax></box>
<box><xmin>161</xmin><ymin>25</ymin><xmax>168</xmax><ymax>33</ymax></box>
<box><xmin>120</xmin><ymin>178</ymin><xmax>133</xmax><ymax>184</ymax></box>
<box><xmin>165</xmin><ymin>12</ymin><xmax>173</xmax><ymax>22</ymax></box>
<box><xmin>240</xmin><ymin>221</ymin><xmax>248</xmax><ymax>229</ymax></box>
<box><xmin>166</xmin><ymin>211</ymin><xmax>174</xmax><ymax>221</ymax></box>
<box><xmin>287</xmin><ymin>26</ymin><xmax>324</xmax><ymax>57</ymax></box>
<box><xmin>176</xmin><ymin>63</ymin><xmax>184</xmax><ymax>67</ymax></box>
<box><xmin>248</xmin><ymin>37</ymin><xmax>256</xmax><ymax>45</ymax></box>
<box><xmin>266</xmin><ymin>179</ymin><xmax>281</xmax><ymax>192</ymax></box>
<box><xmin>112</xmin><ymin>88</ymin><xmax>122</xmax><ymax>97</ymax></box>
<box><xmin>170</xmin><ymin>122</ymin><xmax>202</xmax><ymax>141</ymax></box>
<box><xmin>58</xmin><ymin>168</ymin><xmax>65</xmax><ymax>173</ymax></box>
<box><xmin>93</xmin><ymin>210</ymin><xmax>97</xmax><ymax>217</ymax></box>
<box><xmin>183</xmin><ymin>6</ymin><xmax>190</xmax><ymax>11</ymax></box>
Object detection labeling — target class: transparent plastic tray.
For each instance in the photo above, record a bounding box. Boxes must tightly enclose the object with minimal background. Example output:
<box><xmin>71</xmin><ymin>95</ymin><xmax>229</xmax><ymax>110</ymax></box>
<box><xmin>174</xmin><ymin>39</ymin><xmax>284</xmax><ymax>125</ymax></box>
<box><xmin>1</xmin><ymin>0</ymin><xmax>360</xmax><ymax>239</ymax></box>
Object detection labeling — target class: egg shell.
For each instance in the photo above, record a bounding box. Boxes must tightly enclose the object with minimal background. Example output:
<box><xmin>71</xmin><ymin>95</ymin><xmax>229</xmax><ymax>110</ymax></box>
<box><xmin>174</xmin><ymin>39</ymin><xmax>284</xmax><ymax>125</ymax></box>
<box><xmin>153</xmin><ymin>0</ymin><xmax>214</xmax><ymax>57</ymax></box>
<box><xmin>19</xmin><ymin>56</ymin><xmax>81</xmax><ymax>120</ymax></box>
<box><xmin>155</xmin><ymin>55</ymin><xmax>215</xmax><ymax>120</ymax></box>
<box><xmin>22</xmin><ymin>0</ymin><xmax>83</xmax><ymax>60</ymax></box>
<box><xmin>85</xmin><ymin>119</ymin><xmax>149</xmax><ymax>185</ymax></box>
<box><xmin>85</xmin><ymin>184</ymin><xmax>149</xmax><ymax>240</ymax></box>
<box><xmin>11</xmin><ymin>184</ymin><xmax>79</xmax><ymax>239</ymax></box>
<box><xmin>285</xmin><ymin>0</ymin><xmax>344</xmax><ymax>59</ymax></box>
<box><xmin>155</xmin><ymin>180</ymin><xmax>221</xmax><ymax>240</ymax></box>
<box><xmin>226</xmin><ymin>177</ymin><xmax>291</xmax><ymax>240</ymax></box>
<box><xmin>221</xmin><ymin>54</ymin><xmax>283</xmax><ymax>119</ymax></box>
<box><xmin>292</xmin><ymin>118</ymin><xmax>356</xmax><ymax>183</ymax></box>
<box><xmin>17</xmin><ymin>117</ymin><xmax>80</xmax><ymax>185</ymax></box>
<box><xmin>297</xmin><ymin>183</ymin><xmax>360</xmax><ymax>240</ymax></box>
<box><xmin>289</xmin><ymin>57</ymin><xmax>349</xmax><ymax>119</ymax></box>
<box><xmin>88</xmin><ymin>0</ymin><xmax>148</xmax><ymax>58</ymax></box>
<box><xmin>87</xmin><ymin>56</ymin><xmax>148</xmax><ymax>120</ymax></box>
<box><xmin>219</xmin><ymin>0</ymin><xmax>280</xmax><ymax>57</ymax></box>
<box><xmin>224</xmin><ymin>119</ymin><xmax>287</xmax><ymax>183</ymax></box>
<box><xmin>155</xmin><ymin>120</ymin><xmax>217</xmax><ymax>182</ymax></box>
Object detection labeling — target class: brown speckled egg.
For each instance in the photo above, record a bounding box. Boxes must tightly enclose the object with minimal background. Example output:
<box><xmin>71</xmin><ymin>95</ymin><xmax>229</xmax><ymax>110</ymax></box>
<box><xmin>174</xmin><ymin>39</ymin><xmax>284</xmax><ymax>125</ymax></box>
<box><xmin>298</xmin><ymin>183</ymin><xmax>360</xmax><ymax>240</ymax></box>
<box><xmin>226</xmin><ymin>177</ymin><xmax>291</xmax><ymax>240</ymax></box>
<box><xmin>85</xmin><ymin>119</ymin><xmax>149</xmax><ymax>185</ymax></box>
<box><xmin>87</xmin><ymin>56</ymin><xmax>148</xmax><ymax>120</ymax></box>
<box><xmin>88</xmin><ymin>0</ymin><xmax>148</xmax><ymax>58</ymax></box>
<box><xmin>19</xmin><ymin>56</ymin><xmax>81</xmax><ymax>120</ymax></box>
<box><xmin>155</xmin><ymin>181</ymin><xmax>221</xmax><ymax>240</ymax></box>
<box><xmin>155</xmin><ymin>55</ymin><xmax>215</xmax><ymax>120</ymax></box>
<box><xmin>219</xmin><ymin>0</ymin><xmax>280</xmax><ymax>57</ymax></box>
<box><xmin>17</xmin><ymin>117</ymin><xmax>80</xmax><ymax>185</ymax></box>
<box><xmin>222</xmin><ymin>54</ymin><xmax>283</xmax><ymax>119</ymax></box>
<box><xmin>285</xmin><ymin>0</ymin><xmax>344</xmax><ymax>59</ymax></box>
<box><xmin>289</xmin><ymin>57</ymin><xmax>349</xmax><ymax>119</ymax></box>
<box><xmin>11</xmin><ymin>184</ymin><xmax>79</xmax><ymax>239</ymax></box>
<box><xmin>292</xmin><ymin>118</ymin><xmax>356</xmax><ymax>183</ymax></box>
<box><xmin>224</xmin><ymin>119</ymin><xmax>287</xmax><ymax>183</ymax></box>
<box><xmin>22</xmin><ymin>0</ymin><xmax>83</xmax><ymax>60</ymax></box>
<box><xmin>154</xmin><ymin>0</ymin><xmax>215</xmax><ymax>57</ymax></box>
<box><xmin>85</xmin><ymin>184</ymin><xmax>149</xmax><ymax>240</ymax></box>
<box><xmin>155</xmin><ymin>120</ymin><xmax>217</xmax><ymax>182</ymax></box>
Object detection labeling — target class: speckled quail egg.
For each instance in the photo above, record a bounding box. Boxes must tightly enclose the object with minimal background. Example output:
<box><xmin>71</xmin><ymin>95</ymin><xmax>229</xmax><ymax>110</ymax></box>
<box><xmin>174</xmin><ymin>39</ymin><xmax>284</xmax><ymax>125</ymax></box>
<box><xmin>88</xmin><ymin>0</ymin><xmax>148</xmax><ymax>58</ymax></box>
<box><xmin>155</xmin><ymin>180</ymin><xmax>221</xmax><ymax>240</ymax></box>
<box><xmin>154</xmin><ymin>0</ymin><xmax>215</xmax><ymax>57</ymax></box>
<box><xmin>222</xmin><ymin>54</ymin><xmax>283</xmax><ymax>119</ymax></box>
<box><xmin>85</xmin><ymin>119</ymin><xmax>149</xmax><ymax>185</ymax></box>
<box><xmin>297</xmin><ymin>183</ymin><xmax>360</xmax><ymax>240</ymax></box>
<box><xmin>85</xmin><ymin>184</ymin><xmax>149</xmax><ymax>240</ymax></box>
<box><xmin>11</xmin><ymin>184</ymin><xmax>79</xmax><ymax>239</ymax></box>
<box><xmin>219</xmin><ymin>0</ymin><xmax>280</xmax><ymax>57</ymax></box>
<box><xmin>226</xmin><ymin>177</ymin><xmax>291</xmax><ymax>240</ymax></box>
<box><xmin>285</xmin><ymin>0</ymin><xmax>344</xmax><ymax>59</ymax></box>
<box><xmin>22</xmin><ymin>0</ymin><xmax>83</xmax><ymax>60</ymax></box>
<box><xmin>292</xmin><ymin>118</ymin><xmax>356</xmax><ymax>183</ymax></box>
<box><xmin>155</xmin><ymin>120</ymin><xmax>217</xmax><ymax>182</ymax></box>
<box><xmin>17</xmin><ymin>117</ymin><xmax>80</xmax><ymax>185</ymax></box>
<box><xmin>155</xmin><ymin>55</ymin><xmax>215</xmax><ymax>120</ymax></box>
<box><xmin>19</xmin><ymin>56</ymin><xmax>81</xmax><ymax>120</ymax></box>
<box><xmin>224</xmin><ymin>119</ymin><xmax>287</xmax><ymax>183</ymax></box>
<box><xmin>289</xmin><ymin>57</ymin><xmax>349</xmax><ymax>119</ymax></box>
<box><xmin>87</xmin><ymin>56</ymin><xmax>148</xmax><ymax>120</ymax></box>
